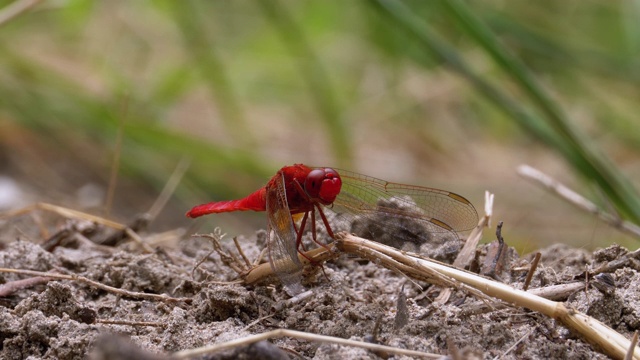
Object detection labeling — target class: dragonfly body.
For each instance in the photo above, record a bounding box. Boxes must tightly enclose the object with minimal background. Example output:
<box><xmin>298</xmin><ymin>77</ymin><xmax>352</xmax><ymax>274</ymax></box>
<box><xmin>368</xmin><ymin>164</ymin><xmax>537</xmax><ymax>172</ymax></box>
<box><xmin>185</xmin><ymin>192</ymin><xmax>265</xmax><ymax>216</ymax></box>
<box><xmin>187</xmin><ymin>163</ymin><xmax>477</xmax><ymax>295</ymax></box>
<box><xmin>186</xmin><ymin>164</ymin><xmax>339</xmax><ymax>218</ymax></box>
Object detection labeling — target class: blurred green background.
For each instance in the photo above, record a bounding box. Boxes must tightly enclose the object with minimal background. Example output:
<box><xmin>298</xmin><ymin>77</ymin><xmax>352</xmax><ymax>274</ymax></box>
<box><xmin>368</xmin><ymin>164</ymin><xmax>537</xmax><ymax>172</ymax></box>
<box><xmin>1</xmin><ymin>0</ymin><xmax>639</xmax><ymax>252</ymax></box>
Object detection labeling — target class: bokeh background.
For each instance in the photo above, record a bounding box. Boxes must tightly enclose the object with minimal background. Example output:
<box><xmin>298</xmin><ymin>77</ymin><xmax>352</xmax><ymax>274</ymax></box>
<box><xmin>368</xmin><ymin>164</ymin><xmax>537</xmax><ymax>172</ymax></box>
<box><xmin>1</xmin><ymin>0</ymin><xmax>639</xmax><ymax>253</ymax></box>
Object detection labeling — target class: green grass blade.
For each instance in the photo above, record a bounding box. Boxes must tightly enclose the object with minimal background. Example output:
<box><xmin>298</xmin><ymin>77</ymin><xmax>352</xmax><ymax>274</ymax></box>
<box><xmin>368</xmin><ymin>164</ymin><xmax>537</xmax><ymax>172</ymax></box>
<box><xmin>165</xmin><ymin>1</ymin><xmax>252</xmax><ymax>146</ymax></box>
<box><xmin>256</xmin><ymin>0</ymin><xmax>352</xmax><ymax>166</ymax></box>
<box><xmin>440</xmin><ymin>0</ymin><xmax>640</xmax><ymax>222</ymax></box>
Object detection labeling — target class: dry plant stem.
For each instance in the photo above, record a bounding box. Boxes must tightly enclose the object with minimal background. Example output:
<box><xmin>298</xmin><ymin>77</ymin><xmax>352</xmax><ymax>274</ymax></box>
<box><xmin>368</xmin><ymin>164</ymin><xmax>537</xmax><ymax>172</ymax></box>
<box><xmin>271</xmin><ymin>290</ymin><xmax>314</xmax><ymax>312</ymax></box>
<box><xmin>343</xmin><ymin>236</ymin><xmax>495</xmax><ymax>304</ymax></box>
<box><xmin>437</xmin><ymin>191</ymin><xmax>494</xmax><ymax>303</ymax></box>
<box><xmin>171</xmin><ymin>328</ymin><xmax>441</xmax><ymax>359</ymax></box>
<box><xmin>526</xmin><ymin>281</ymin><xmax>584</xmax><ymax>301</ymax></box>
<box><xmin>454</xmin><ymin>191</ymin><xmax>494</xmax><ymax>268</ymax></box>
<box><xmin>41</xmin><ymin>220</ymin><xmax>96</xmax><ymax>251</ymax></box>
<box><xmin>2</xmin><ymin>203</ymin><xmax>155</xmax><ymax>256</ymax></box>
<box><xmin>104</xmin><ymin>102</ymin><xmax>127</xmax><ymax>217</ymax></box>
<box><xmin>254</xmin><ymin>247</ymin><xmax>267</xmax><ymax>267</ymax></box>
<box><xmin>590</xmin><ymin>248</ymin><xmax>640</xmax><ymax>276</ymax></box>
<box><xmin>0</xmin><ymin>276</ymin><xmax>51</xmax><ymax>296</ymax></box>
<box><xmin>30</xmin><ymin>211</ymin><xmax>48</xmax><ymax>240</ymax></box>
<box><xmin>193</xmin><ymin>232</ymin><xmax>247</xmax><ymax>276</ymax></box>
<box><xmin>462</xmin><ymin>282</ymin><xmax>586</xmax><ymax>316</ymax></box>
<box><xmin>0</xmin><ymin>0</ymin><xmax>43</xmax><ymax>27</ymax></box>
<box><xmin>0</xmin><ymin>268</ymin><xmax>191</xmax><ymax>304</ymax></box>
<box><xmin>244</xmin><ymin>244</ymin><xmax>339</xmax><ymax>285</ymax></box>
<box><xmin>226</xmin><ymin>242</ymin><xmax>246</xmax><ymax>272</ymax></box>
<box><xmin>233</xmin><ymin>237</ymin><xmax>252</xmax><ymax>267</ymax></box>
<box><xmin>145</xmin><ymin>228</ymin><xmax>187</xmax><ymax>248</ymax></box>
<box><xmin>191</xmin><ymin>248</ymin><xmax>216</xmax><ymax>280</ymax></box>
<box><xmin>96</xmin><ymin>319</ymin><xmax>166</xmax><ymax>328</ymax></box>
<box><xmin>627</xmin><ymin>331</ymin><xmax>639</xmax><ymax>360</ymax></box>
<box><xmin>337</xmin><ymin>234</ymin><xmax>640</xmax><ymax>360</ymax></box>
<box><xmin>147</xmin><ymin>156</ymin><xmax>191</xmax><ymax>221</ymax></box>
<box><xmin>517</xmin><ymin>164</ymin><xmax>640</xmax><ymax>239</ymax></box>
<box><xmin>203</xmin><ymin>280</ymin><xmax>244</xmax><ymax>286</ymax></box>
<box><xmin>240</xmin><ymin>314</ymin><xmax>275</xmax><ymax>333</ymax></box>
<box><xmin>482</xmin><ymin>221</ymin><xmax>508</xmax><ymax>279</ymax></box>
<box><xmin>124</xmin><ymin>228</ymin><xmax>155</xmax><ymax>253</ymax></box>
<box><xmin>0</xmin><ymin>203</ymin><xmax>126</xmax><ymax>230</ymax></box>
<box><xmin>499</xmin><ymin>328</ymin><xmax>535</xmax><ymax>360</ymax></box>
<box><xmin>523</xmin><ymin>252</ymin><xmax>541</xmax><ymax>291</ymax></box>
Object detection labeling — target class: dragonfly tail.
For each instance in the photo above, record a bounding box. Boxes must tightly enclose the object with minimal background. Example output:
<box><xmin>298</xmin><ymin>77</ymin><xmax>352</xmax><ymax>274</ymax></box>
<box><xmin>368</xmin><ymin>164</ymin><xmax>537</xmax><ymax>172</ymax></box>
<box><xmin>186</xmin><ymin>189</ymin><xmax>266</xmax><ymax>218</ymax></box>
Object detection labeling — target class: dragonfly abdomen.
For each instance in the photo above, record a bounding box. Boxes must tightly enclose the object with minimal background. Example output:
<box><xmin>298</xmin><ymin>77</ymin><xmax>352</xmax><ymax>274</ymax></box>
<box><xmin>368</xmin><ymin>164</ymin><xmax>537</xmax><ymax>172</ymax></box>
<box><xmin>186</xmin><ymin>189</ymin><xmax>266</xmax><ymax>218</ymax></box>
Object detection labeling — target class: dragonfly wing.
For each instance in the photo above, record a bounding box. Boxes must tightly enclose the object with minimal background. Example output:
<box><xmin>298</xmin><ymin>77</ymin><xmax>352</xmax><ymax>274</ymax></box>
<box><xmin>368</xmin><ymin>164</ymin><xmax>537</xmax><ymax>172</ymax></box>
<box><xmin>266</xmin><ymin>172</ymin><xmax>306</xmax><ymax>296</ymax></box>
<box><xmin>330</xmin><ymin>169</ymin><xmax>478</xmax><ymax>248</ymax></box>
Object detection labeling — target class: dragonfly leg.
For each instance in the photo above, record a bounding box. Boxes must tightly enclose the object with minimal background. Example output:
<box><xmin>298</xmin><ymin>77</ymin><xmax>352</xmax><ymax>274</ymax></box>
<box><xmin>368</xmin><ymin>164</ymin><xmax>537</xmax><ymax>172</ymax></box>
<box><xmin>296</xmin><ymin>211</ymin><xmax>309</xmax><ymax>252</ymax></box>
<box><xmin>292</xmin><ymin>215</ymin><xmax>300</xmax><ymax>234</ymax></box>
<box><xmin>303</xmin><ymin>208</ymin><xmax>331</xmax><ymax>282</ymax></box>
<box><xmin>291</xmin><ymin>179</ymin><xmax>332</xmax><ymax>268</ymax></box>
<box><xmin>315</xmin><ymin>203</ymin><xmax>336</xmax><ymax>239</ymax></box>
<box><xmin>310</xmin><ymin>206</ymin><xmax>332</xmax><ymax>253</ymax></box>
<box><xmin>291</xmin><ymin>178</ymin><xmax>332</xmax><ymax>247</ymax></box>
<box><xmin>294</xmin><ymin>210</ymin><xmax>319</xmax><ymax>264</ymax></box>
<box><xmin>311</xmin><ymin>208</ymin><xmax>316</xmax><ymax>239</ymax></box>
<box><xmin>293</xmin><ymin>209</ymin><xmax>332</xmax><ymax>273</ymax></box>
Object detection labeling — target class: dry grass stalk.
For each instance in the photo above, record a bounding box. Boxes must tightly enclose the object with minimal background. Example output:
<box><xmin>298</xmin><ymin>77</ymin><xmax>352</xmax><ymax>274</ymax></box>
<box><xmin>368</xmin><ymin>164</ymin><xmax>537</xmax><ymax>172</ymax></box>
<box><xmin>171</xmin><ymin>328</ymin><xmax>442</xmax><ymax>359</ymax></box>
<box><xmin>0</xmin><ymin>267</ymin><xmax>192</xmax><ymax>304</ymax></box>
<box><xmin>0</xmin><ymin>202</ymin><xmax>158</xmax><ymax>252</ymax></box>
<box><xmin>243</xmin><ymin>243</ymin><xmax>340</xmax><ymax>285</ymax></box>
<box><xmin>518</xmin><ymin>164</ymin><xmax>640</xmax><ymax>239</ymax></box>
<box><xmin>335</xmin><ymin>233</ymin><xmax>640</xmax><ymax>360</ymax></box>
<box><xmin>437</xmin><ymin>191</ymin><xmax>494</xmax><ymax>303</ymax></box>
<box><xmin>0</xmin><ymin>0</ymin><xmax>43</xmax><ymax>27</ymax></box>
<box><xmin>0</xmin><ymin>202</ymin><xmax>126</xmax><ymax>230</ymax></box>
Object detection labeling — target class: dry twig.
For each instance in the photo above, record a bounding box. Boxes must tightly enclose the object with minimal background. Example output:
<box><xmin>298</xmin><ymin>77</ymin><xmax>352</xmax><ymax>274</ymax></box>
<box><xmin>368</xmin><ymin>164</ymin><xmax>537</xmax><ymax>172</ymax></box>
<box><xmin>627</xmin><ymin>331</ymin><xmax>639</xmax><ymax>360</ymax></box>
<box><xmin>147</xmin><ymin>157</ymin><xmax>191</xmax><ymax>222</ymax></box>
<box><xmin>0</xmin><ymin>276</ymin><xmax>51</xmax><ymax>297</ymax></box>
<box><xmin>454</xmin><ymin>191</ymin><xmax>494</xmax><ymax>268</ymax></box>
<box><xmin>335</xmin><ymin>234</ymin><xmax>640</xmax><ymax>360</ymax></box>
<box><xmin>517</xmin><ymin>164</ymin><xmax>640</xmax><ymax>239</ymax></box>
<box><xmin>0</xmin><ymin>202</ymin><xmax>126</xmax><ymax>230</ymax></box>
<box><xmin>434</xmin><ymin>191</ymin><xmax>493</xmax><ymax>304</ymax></box>
<box><xmin>0</xmin><ymin>268</ymin><xmax>191</xmax><ymax>304</ymax></box>
<box><xmin>0</xmin><ymin>0</ymin><xmax>43</xmax><ymax>27</ymax></box>
<box><xmin>172</xmin><ymin>328</ymin><xmax>441</xmax><ymax>359</ymax></box>
<box><xmin>243</xmin><ymin>243</ymin><xmax>340</xmax><ymax>285</ymax></box>
<box><xmin>523</xmin><ymin>252</ymin><xmax>541</xmax><ymax>291</ymax></box>
<box><xmin>95</xmin><ymin>319</ymin><xmax>167</xmax><ymax>328</ymax></box>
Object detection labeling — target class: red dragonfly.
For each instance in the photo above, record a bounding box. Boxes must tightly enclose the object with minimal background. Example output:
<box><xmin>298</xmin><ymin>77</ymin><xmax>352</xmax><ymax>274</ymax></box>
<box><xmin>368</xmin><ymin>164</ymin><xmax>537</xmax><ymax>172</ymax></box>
<box><xmin>187</xmin><ymin>164</ymin><xmax>477</xmax><ymax>295</ymax></box>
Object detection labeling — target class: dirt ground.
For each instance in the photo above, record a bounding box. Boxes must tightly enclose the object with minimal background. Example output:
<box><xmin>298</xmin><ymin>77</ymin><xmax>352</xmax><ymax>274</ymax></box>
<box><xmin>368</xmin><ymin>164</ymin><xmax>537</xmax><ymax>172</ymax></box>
<box><xmin>0</xmin><ymin>209</ymin><xmax>638</xmax><ymax>360</ymax></box>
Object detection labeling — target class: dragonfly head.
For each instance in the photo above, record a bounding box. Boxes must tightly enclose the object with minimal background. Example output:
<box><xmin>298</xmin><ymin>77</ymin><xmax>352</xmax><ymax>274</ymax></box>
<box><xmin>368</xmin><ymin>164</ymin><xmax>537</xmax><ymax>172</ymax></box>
<box><xmin>305</xmin><ymin>168</ymin><xmax>342</xmax><ymax>205</ymax></box>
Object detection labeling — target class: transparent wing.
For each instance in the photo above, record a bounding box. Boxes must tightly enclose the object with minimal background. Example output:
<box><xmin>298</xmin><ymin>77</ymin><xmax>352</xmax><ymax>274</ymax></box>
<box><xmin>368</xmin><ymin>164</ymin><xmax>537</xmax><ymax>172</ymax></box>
<box><xmin>266</xmin><ymin>172</ymin><xmax>305</xmax><ymax>296</ymax></box>
<box><xmin>328</xmin><ymin>169</ymin><xmax>478</xmax><ymax>247</ymax></box>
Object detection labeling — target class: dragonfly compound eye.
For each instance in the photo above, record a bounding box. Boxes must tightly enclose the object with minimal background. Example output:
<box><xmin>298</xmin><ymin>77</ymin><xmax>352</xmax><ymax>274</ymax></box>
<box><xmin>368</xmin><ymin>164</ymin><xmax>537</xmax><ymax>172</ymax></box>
<box><xmin>304</xmin><ymin>169</ymin><xmax>326</xmax><ymax>198</ymax></box>
<box><xmin>305</xmin><ymin>168</ymin><xmax>341</xmax><ymax>205</ymax></box>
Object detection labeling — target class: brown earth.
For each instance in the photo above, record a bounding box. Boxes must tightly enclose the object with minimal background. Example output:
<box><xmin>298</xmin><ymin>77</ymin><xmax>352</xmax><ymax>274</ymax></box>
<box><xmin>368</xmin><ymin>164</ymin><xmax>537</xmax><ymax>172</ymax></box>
<box><xmin>0</xmin><ymin>209</ymin><xmax>638</xmax><ymax>359</ymax></box>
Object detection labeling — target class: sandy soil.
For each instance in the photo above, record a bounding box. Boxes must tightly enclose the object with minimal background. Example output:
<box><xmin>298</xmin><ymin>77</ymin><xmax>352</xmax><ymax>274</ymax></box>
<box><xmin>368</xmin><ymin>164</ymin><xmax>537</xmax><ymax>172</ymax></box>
<box><xmin>0</xmin><ymin>209</ymin><xmax>638</xmax><ymax>359</ymax></box>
